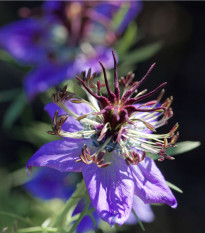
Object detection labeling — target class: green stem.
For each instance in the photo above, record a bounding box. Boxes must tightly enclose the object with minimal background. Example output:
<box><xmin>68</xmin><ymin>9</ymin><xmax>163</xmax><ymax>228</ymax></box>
<box><xmin>68</xmin><ymin>198</ymin><xmax>90</xmax><ymax>233</ymax></box>
<box><xmin>52</xmin><ymin>180</ymin><xmax>86</xmax><ymax>228</ymax></box>
<box><xmin>132</xmin><ymin>209</ymin><xmax>145</xmax><ymax>231</ymax></box>
<box><xmin>17</xmin><ymin>227</ymin><xmax>58</xmax><ymax>233</ymax></box>
<box><xmin>0</xmin><ymin>211</ymin><xmax>34</xmax><ymax>226</ymax></box>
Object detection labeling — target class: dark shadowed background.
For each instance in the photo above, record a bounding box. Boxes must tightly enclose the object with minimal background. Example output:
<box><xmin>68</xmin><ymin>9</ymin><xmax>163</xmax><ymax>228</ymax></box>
<box><xmin>0</xmin><ymin>1</ymin><xmax>204</xmax><ymax>233</ymax></box>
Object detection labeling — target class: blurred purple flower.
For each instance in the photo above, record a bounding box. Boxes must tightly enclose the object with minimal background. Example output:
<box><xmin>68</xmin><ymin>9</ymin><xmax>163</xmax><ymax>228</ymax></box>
<box><xmin>0</xmin><ymin>1</ymin><xmax>142</xmax><ymax>99</ymax></box>
<box><xmin>25</xmin><ymin>167</ymin><xmax>79</xmax><ymax>200</ymax></box>
<box><xmin>27</xmin><ymin>52</ymin><xmax>178</xmax><ymax>226</ymax></box>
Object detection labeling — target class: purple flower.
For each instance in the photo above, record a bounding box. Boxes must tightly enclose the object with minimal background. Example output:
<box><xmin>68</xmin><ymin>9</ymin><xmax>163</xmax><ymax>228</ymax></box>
<box><xmin>24</xmin><ymin>167</ymin><xmax>80</xmax><ymax>200</ymax></box>
<box><xmin>0</xmin><ymin>1</ymin><xmax>142</xmax><ymax>99</ymax></box>
<box><xmin>25</xmin><ymin>167</ymin><xmax>154</xmax><ymax>231</ymax></box>
<box><xmin>24</xmin><ymin>168</ymin><xmax>100</xmax><ymax>233</ymax></box>
<box><xmin>27</xmin><ymin>51</ymin><xmax>178</xmax><ymax>226</ymax></box>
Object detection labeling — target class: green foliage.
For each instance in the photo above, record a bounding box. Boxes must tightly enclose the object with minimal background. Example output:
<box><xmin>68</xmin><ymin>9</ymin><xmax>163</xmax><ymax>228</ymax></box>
<box><xmin>110</xmin><ymin>2</ymin><xmax>129</xmax><ymax>32</ymax></box>
<box><xmin>115</xmin><ymin>22</ymin><xmax>138</xmax><ymax>55</ymax></box>
<box><xmin>0</xmin><ymin>49</ymin><xmax>31</xmax><ymax>70</ymax></box>
<box><xmin>2</xmin><ymin>91</ymin><xmax>27</xmax><ymax>129</ymax></box>
<box><xmin>147</xmin><ymin>141</ymin><xmax>201</xmax><ymax>160</ymax></box>
<box><xmin>0</xmin><ymin>88</ymin><xmax>21</xmax><ymax>102</ymax></box>
<box><xmin>12</xmin><ymin>122</ymin><xmax>59</xmax><ymax>147</ymax></box>
<box><xmin>0</xmin><ymin>49</ymin><xmax>20</xmax><ymax>67</ymax></box>
<box><xmin>166</xmin><ymin>181</ymin><xmax>183</xmax><ymax>194</ymax></box>
<box><xmin>118</xmin><ymin>41</ymin><xmax>162</xmax><ymax>74</ymax></box>
<box><xmin>132</xmin><ymin>209</ymin><xmax>145</xmax><ymax>231</ymax></box>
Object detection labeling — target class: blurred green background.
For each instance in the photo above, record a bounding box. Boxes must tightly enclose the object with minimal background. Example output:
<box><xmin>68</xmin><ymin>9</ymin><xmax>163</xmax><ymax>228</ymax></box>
<box><xmin>0</xmin><ymin>1</ymin><xmax>204</xmax><ymax>233</ymax></box>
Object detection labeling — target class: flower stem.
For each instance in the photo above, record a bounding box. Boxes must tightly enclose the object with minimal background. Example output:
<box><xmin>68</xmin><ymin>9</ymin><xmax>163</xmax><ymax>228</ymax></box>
<box><xmin>68</xmin><ymin>197</ymin><xmax>90</xmax><ymax>233</ymax></box>
<box><xmin>52</xmin><ymin>179</ymin><xmax>86</xmax><ymax>228</ymax></box>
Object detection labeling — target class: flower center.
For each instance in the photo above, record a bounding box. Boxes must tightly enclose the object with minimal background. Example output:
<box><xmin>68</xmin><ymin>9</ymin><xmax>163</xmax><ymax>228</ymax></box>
<box><xmin>48</xmin><ymin>51</ymin><xmax>179</xmax><ymax>168</ymax></box>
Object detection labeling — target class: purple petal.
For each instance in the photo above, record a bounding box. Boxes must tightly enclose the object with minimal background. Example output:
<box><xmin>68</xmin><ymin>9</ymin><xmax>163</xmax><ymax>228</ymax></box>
<box><xmin>24</xmin><ymin>46</ymin><xmax>114</xmax><ymax>99</ymax></box>
<box><xmin>73</xmin><ymin>199</ymin><xmax>100</xmax><ymax>233</ymax></box>
<box><xmin>27</xmin><ymin>139</ymin><xmax>91</xmax><ymax>172</ymax></box>
<box><xmin>45</xmin><ymin>101</ymin><xmax>91</xmax><ymax>118</ymax></box>
<box><xmin>130</xmin><ymin>156</ymin><xmax>177</xmax><ymax>208</ymax></box>
<box><xmin>65</xmin><ymin>100</ymin><xmax>91</xmax><ymax>116</ymax></box>
<box><xmin>75</xmin><ymin>46</ymin><xmax>115</xmax><ymax>74</ymax></box>
<box><xmin>116</xmin><ymin>1</ymin><xmax>142</xmax><ymax>34</ymax></box>
<box><xmin>76</xmin><ymin>211</ymin><xmax>99</xmax><ymax>233</ymax></box>
<box><xmin>24</xmin><ymin>167</ymin><xmax>80</xmax><ymax>200</ymax></box>
<box><xmin>44</xmin><ymin>101</ymin><xmax>91</xmax><ymax>133</ymax></box>
<box><xmin>94</xmin><ymin>1</ymin><xmax>142</xmax><ymax>33</ymax></box>
<box><xmin>82</xmin><ymin>152</ymin><xmax>134</xmax><ymax>226</ymax></box>
<box><xmin>43</xmin><ymin>1</ymin><xmax>64</xmax><ymax>13</ymax></box>
<box><xmin>0</xmin><ymin>19</ymin><xmax>48</xmax><ymax>65</ymax></box>
<box><xmin>126</xmin><ymin>196</ymin><xmax>154</xmax><ymax>224</ymax></box>
<box><xmin>24</xmin><ymin>62</ymin><xmax>77</xmax><ymax>99</ymax></box>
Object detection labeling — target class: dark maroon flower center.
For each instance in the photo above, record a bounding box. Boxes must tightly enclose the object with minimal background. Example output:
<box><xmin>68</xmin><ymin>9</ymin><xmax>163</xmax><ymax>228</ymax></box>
<box><xmin>76</xmin><ymin>51</ymin><xmax>167</xmax><ymax>140</ymax></box>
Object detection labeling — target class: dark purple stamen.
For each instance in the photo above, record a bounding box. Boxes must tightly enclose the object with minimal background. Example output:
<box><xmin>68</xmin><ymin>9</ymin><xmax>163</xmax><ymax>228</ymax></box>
<box><xmin>123</xmin><ymin>82</ymin><xmax>167</xmax><ymax>106</ymax></box>
<box><xmin>121</xmin><ymin>63</ymin><xmax>156</xmax><ymax>103</ymax></box>
<box><xmin>76</xmin><ymin>76</ymin><xmax>111</xmax><ymax>108</ymax></box>
<box><xmin>75</xmin><ymin>51</ymin><xmax>173</xmax><ymax>142</ymax></box>
<box><xmin>99</xmin><ymin>61</ymin><xmax>116</xmax><ymax>103</ymax></box>
<box><xmin>112</xmin><ymin>50</ymin><xmax>120</xmax><ymax>101</ymax></box>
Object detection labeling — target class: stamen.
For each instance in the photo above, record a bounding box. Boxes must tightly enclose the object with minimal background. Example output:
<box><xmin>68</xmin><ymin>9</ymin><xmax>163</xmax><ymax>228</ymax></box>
<box><xmin>123</xmin><ymin>82</ymin><xmax>167</xmax><ymax>106</ymax></box>
<box><xmin>48</xmin><ymin>51</ymin><xmax>178</xmax><ymax>166</ymax></box>
<box><xmin>121</xmin><ymin>63</ymin><xmax>156</xmax><ymax>103</ymax></box>
<box><xmin>99</xmin><ymin>61</ymin><xmax>116</xmax><ymax>103</ymax></box>
<box><xmin>76</xmin><ymin>76</ymin><xmax>111</xmax><ymax>108</ymax></box>
<box><xmin>59</xmin><ymin>130</ymin><xmax>96</xmax><ymax>139</ymax></box>
<box><xmin>97</xmin><ymin>122</ymin><xmax>110</xmax><ymax>141</ymax></box>
<box><xmin>112</xmin><ymin>50</ymin><xmax>120</xmax><ymax>101</ymax></box>
<box><xmin>76</xmin><ymin>137</ymin><xmax>113</xmax><ymax>167</ymax></box>
<box><xmin>47</xmin><ymin>111</ymin><xmax>68</xmax><ymax>135</ymax></box>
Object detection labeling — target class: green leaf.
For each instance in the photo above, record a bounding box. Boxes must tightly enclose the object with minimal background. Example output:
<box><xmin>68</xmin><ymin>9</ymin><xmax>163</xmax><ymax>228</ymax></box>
<box><xmin>17</xmin><ymin>227</ymin><xmax>58</xmax><ymax>233</ymax></box>
<box><xmin>64</xmin><ymin>79</ymin><xmax>87</xmax><ymax>99</ymax></box>
<box><xmin>9</xmin><ymin>167</ymin><xmax>30</xmax><ymax>187</ymax></box>
<box><xmin>110</xmin><ymin>2</ymin><xmax>129</xmax><ymax>31</ymax></box>
<box><xmin>0</xmin><ymin>49</ymin><xmax>31</xmax><ymax>70</ymax></box>
<box><xmin>0</xmin><ymin>211</ymin><xmax>34</xmax><ymax>226</ymax></box>
<box><xmin>120</xmin><ymin>41</ymin><xmax>162</xmax><ymax>65</ymax></box>
<box><xmin>0</xmin><ymin>88</ymin><xmax>21</xmax><ymax>102</ymax></box>
<box><xmin>11</xmin><ymin>122</ymin><xmax>59</xmax><ymax>147</ymax></box>
<box><xmin>52</xmin><ymin>180</ymin><xmax>86</xmax><ymax>228</ymax></box>
<box><xmin>115</xmin><ymin>22</ymin><xmax>138</xmax><ymax>55</ymax></box>
<box><xmin>166</xmin><ymin>181</ymin><xmax>183</xmax><ymax>193</ymax></box>
<box><xmin>132</xmin><ymin>209</ymin><xmax>145</xmax><ymax>231</ymax></box>
<box><xmin>2</xmin><ymin>91</ymin><xmax>27</xmax><ymax>129</ymax></box>
<box><xmin>147</xmin><ymin>141</ymin><xmax>201</xmax><ymax>160</ymax></box>
<box><xmin>0</xmin><ymin>49</ymin><xmax>19</xmax><ymax>65</ymax></box>
<box><xmin>166</xmin><ymin>141</ymin><xmax>201</xmax><ymax>156</ymax></box>
<box><xmin>146</xmin><ymin>153</ymin><xmax>159</xmax><ymax>160</ymax></box>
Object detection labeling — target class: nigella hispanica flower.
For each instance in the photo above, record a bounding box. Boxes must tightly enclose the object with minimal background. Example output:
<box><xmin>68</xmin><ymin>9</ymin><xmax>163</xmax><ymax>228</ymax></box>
<box><xmin>25</xmin><ymin>167</ymin><xmax>154</xmax><ymax>232</ymax></box>
<box><xmin>0</xmin><ymin>1</ymin><xmax>141</xmax><ymax>99</ymax></box>
<box><xmin>27</xmin><ymin>51</ymin><xmax>178</xmax><ymax>226</ymax></box>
